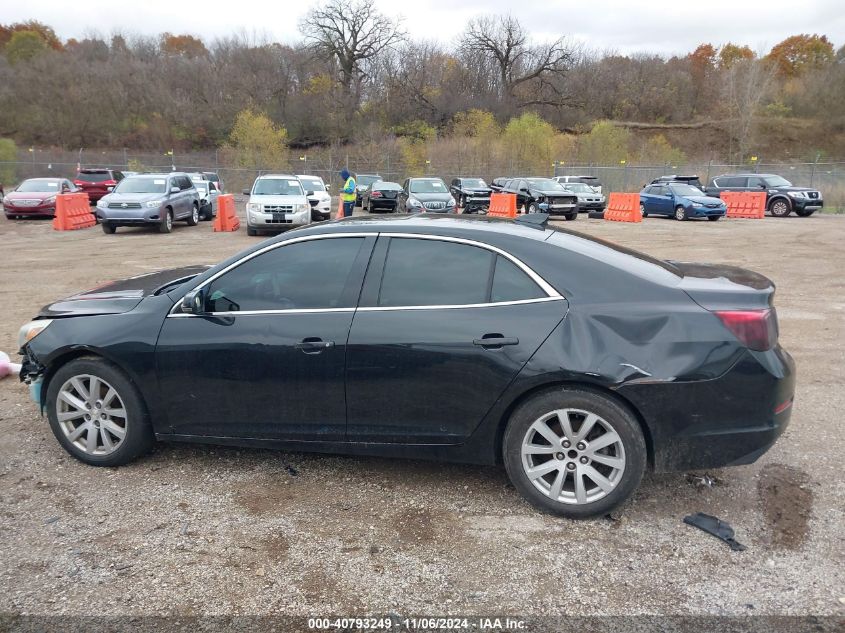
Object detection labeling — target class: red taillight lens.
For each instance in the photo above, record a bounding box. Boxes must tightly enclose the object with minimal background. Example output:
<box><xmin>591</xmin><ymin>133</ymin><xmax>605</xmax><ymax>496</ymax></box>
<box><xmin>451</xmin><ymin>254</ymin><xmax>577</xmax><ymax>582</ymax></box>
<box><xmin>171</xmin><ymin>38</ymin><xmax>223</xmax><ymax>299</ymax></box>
<box><xmin>103</xmin><ymin>180</ymin><xmax>117</xmax><ymax>186</ymax></box>
<box><xmin>371</xmin><ymin>191</ymin><xmax>383</xmax><ymax>198</ymax></box>
<box><xmin>715</xmin><ymin>309</ymin><xmax>777</xmax><ymax>351</ymax></box>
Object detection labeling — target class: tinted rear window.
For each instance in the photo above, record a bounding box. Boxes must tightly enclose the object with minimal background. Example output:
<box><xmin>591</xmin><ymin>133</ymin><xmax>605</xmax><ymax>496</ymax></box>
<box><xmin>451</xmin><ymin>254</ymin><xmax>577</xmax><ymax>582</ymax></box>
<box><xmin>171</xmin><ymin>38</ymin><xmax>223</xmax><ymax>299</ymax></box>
<box><xmin>76</xmin><ymin>171</ymin><xmax>111</xmax><ymax>182</ymax></box>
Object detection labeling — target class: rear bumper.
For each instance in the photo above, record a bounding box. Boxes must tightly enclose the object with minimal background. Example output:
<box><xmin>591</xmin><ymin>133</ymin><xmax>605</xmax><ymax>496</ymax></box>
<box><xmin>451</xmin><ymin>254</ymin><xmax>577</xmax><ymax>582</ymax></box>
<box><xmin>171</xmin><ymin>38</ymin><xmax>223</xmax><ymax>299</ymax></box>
<box><xmin>618</xmin><ymin>346</ymin><xmax>796</xmax><ymax>472</ymax></box>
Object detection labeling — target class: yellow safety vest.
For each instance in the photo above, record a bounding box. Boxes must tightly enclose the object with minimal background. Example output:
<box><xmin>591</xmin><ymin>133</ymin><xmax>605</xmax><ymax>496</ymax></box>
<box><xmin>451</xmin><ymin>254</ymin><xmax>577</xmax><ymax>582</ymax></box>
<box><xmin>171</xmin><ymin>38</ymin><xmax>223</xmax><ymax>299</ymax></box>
<box><xmin>342</xmin><ymin>177</ymin><xmax>357</xmax><ymax>202</ymax></box>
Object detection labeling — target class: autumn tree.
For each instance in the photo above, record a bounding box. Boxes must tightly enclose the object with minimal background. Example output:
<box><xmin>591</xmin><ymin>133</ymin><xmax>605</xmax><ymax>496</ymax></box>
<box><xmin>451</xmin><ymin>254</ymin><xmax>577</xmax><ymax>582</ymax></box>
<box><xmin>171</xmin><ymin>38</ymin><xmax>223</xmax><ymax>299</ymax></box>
<box><xmin>300</xmin><ymin>0</ymin><xmax>405</xmax><ymax>126</ymax></box>
<box><xmin>718</xmin><ymin>43</ymin><xmax>754</xmax><ymax>69</ymax></box>
<box><xmin>0</xmin><ymin>21</ymin><xmax>62</xmax><ymax>51</ymax></box>
<box><xmin>5</xmin><ymin>31</ymin><xmax>49</xmax><ymax>64</ymax></box>
<box><xmin>767</xmin><ymin>34</ymin><xmax>834</xmax><ymax>77</ymax></box>
<box><xmin>223</xmin><ymin>109</ymin><xmax>288</xmax><ymax>170</ymax></box>
<box><xmin>161</xmin><ymin>33</ymin><xmax>208</xmax><ymax>58</ymax></box>
<box><xmin>460</xmin><ymin>15</ymin><xmax>573</xmax><ymax>111</ymax></box>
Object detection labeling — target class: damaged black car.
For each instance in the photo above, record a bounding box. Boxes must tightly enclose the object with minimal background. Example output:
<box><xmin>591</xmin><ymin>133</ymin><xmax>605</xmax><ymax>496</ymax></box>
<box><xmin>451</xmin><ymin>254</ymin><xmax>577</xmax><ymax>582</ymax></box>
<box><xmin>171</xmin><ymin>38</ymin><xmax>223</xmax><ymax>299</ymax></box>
<box><xmin>18</xmin><ymin>215</ymin><xmax>795</xmax><ymax>518</ymax></box>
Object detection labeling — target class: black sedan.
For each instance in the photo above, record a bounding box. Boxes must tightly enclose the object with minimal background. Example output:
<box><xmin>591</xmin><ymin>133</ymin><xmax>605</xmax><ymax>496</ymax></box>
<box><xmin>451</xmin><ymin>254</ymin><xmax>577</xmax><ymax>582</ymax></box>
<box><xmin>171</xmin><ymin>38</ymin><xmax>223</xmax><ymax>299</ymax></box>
<box><xmin>17</xmin><ymin>215</ymin><xmax>795</xmax><ymax>518</ymax></box>
<box><xmin>361</xmin><ymin>181</ymin><xmax>401</xmax><ymax>213</ymax></box>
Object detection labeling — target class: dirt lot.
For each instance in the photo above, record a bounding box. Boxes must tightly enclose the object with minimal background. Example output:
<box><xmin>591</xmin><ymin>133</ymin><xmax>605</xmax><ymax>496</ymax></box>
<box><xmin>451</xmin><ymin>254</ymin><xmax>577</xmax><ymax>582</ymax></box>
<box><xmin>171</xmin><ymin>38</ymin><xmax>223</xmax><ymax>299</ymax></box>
<box><xmin>0</xmin><ymin>207</ymin><xmax>843</xmax><ymax>621</ymax></box>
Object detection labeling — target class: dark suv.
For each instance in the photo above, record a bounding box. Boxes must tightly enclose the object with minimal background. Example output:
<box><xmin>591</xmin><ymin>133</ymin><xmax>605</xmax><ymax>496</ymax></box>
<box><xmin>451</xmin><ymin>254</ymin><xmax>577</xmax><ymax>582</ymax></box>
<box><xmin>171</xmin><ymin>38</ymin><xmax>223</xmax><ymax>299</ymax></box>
<box><xmin>450</xmin><ymin>177</ymin><xmax>492</xmax><ymax>213</ymax></box>
<box><xmin>704</xmin><ymin>174</ymin><xmax>823</xmax><ymax>217</ymax></box>
<box><xmin>502</xmin><ymin>177</ymin><xmax>578</xmax><ymax>220</ymax></box>
<box><xmin>73</xmin><ymin>168</ymin><xmax>125</xmax><ymax>203</ymax></box>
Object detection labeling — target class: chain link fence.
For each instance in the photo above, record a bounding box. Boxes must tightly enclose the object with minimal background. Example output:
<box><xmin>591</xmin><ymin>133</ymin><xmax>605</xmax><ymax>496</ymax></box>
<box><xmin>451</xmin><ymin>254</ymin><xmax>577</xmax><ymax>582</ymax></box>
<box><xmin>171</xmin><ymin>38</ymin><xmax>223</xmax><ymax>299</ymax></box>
<box><xmin>1</xmin><ymin>148</ymin><xmax>843</xmax><ymax>212</ymax></box>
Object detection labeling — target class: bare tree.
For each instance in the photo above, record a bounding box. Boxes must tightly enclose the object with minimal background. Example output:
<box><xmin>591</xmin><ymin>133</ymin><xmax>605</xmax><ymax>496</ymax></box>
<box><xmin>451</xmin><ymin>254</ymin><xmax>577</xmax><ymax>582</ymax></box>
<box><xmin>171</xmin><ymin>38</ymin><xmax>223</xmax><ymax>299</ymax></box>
<box><xmin>299</xmin><ymin>0</ymin><xmax>405</xmax><ymax>124</ymax></box>
<box><xmin>723</xmin><ymin>57</ymin><xmax>776</xmax><ymax>161</ymax></box>
<box><xmin>460</xmin><ymin>14</ymin><xmax>574</xmax><ymax>111</ymax></box>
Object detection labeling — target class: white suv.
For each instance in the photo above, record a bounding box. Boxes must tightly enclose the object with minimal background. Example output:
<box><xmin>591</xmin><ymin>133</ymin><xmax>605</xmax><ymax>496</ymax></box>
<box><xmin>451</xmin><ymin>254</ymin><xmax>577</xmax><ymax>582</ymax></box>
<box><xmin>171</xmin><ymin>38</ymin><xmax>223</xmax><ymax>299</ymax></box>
<box><xmin>244</xmin><ymin>174</ymin><xmax>312</xmax><ymax>236</ymax></box>
<box><xmin>297</xmin><ymin>174</ymin><xmax>332</xmax><ymax>221</ymax></box>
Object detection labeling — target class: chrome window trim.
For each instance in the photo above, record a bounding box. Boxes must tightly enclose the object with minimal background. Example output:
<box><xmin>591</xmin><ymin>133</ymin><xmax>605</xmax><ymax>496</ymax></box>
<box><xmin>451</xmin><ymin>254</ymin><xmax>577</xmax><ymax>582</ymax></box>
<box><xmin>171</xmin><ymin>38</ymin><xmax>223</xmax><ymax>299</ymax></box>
<box><xmin>167</xmin><ymin>230</ymin><xmax>564</xmax><ymax>318</ymax></box>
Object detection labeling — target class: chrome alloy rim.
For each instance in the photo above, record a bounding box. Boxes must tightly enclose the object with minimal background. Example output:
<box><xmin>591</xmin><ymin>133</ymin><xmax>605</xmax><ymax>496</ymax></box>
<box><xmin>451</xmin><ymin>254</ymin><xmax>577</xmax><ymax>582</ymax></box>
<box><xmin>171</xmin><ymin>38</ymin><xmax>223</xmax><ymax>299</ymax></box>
<box><xmin>56</xmin><ymin>374</ymin><xmax>127</xmax><ymax>455</ymax></box>
<box><xmin>520</xmin><ymin>408</ymin><xmax>626</xmax><ymax>505</ymax></box>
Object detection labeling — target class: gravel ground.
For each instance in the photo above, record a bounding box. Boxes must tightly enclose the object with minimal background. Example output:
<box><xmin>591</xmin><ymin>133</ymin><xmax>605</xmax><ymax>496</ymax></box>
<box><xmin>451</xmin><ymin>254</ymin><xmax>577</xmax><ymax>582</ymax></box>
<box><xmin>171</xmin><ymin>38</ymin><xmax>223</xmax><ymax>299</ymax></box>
<box><xmin>0</xmin><ymin>205</ymin><xmax>843</xmax><ymax>621</ymax></box>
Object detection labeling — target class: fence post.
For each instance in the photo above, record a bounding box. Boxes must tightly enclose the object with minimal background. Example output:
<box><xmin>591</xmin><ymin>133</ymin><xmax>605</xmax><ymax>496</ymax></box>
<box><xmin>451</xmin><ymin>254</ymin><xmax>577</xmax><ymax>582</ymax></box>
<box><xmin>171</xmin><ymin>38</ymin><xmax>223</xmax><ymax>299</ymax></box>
<box><xmin>810</xmin><ymin>152</ymin><xmax>819</xmax><ymax>187</ymax></box>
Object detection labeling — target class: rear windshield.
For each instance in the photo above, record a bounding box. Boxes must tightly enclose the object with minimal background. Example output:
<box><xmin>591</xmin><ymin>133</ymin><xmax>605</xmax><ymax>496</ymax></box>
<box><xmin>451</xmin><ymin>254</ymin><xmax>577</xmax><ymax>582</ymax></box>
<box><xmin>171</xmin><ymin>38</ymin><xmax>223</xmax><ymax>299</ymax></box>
<box><xmin>17</xmin><ymin>179</ymin><xmax>61</xmax><ymax>192</ymax></box>
<box><xmin>253</xmin><ymin>178</ymin><xmax>304</xmax><ymax>196</ymax></box>
<box><xmin>115</xmin><ymin>177</ymin><xmax>167</xmax><ymax>194</ymax></box>
<box><xmin>299</xmin><ymin>178</ymin><xmax>326</xmax><ymax>192</ymax></box>
<box><xmin>76</xmin><ymin>171</ymin><xmax>111</xmax><ymax>182</ymax></box>
<box><xmin>410</xmin><ymin>179</ymin><xmax>448</xmax><ymax>193</ymax></box>
<box><xmin>374</xmin><ymin>182</ymin><xmax>401</xmax><ymax>191</ymax></box>
<box><xmin>357</xmin><ymin>175</ymin><xmax>382</xmax><ymax>186</ymax></box>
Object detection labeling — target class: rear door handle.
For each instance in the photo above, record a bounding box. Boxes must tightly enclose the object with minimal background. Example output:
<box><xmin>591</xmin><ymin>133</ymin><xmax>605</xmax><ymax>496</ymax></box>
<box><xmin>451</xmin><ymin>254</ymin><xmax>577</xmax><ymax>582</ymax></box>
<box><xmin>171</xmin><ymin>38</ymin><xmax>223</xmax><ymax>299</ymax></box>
<box><xmin>473</xmin><ymin>335</ymin><xmax>519</xmax><ymax>349</ymax></box>
<box><xmin>295</xmin><ymin>337</ymin><xmax>335</xmax><ymax>354</ymax></box>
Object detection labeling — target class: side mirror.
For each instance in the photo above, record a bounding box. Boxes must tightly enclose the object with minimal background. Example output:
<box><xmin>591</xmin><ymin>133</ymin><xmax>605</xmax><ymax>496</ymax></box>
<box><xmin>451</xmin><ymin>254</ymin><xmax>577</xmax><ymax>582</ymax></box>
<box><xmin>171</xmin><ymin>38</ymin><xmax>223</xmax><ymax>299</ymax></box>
<box><xmin>242</xmin><ymin>189</ymin><xmax>251</xmax><ymax>195</ymax></box>
<box><xmin>170</xmin><ymin>186</ymin><xmax>180</xmax><ymax>194</ymax></box>
<box><xmin>759</xmin><ymin>183</ymin><xmax>767</xmax><ymax>189</ymax></box>
<box><xmin>181</xmin><ymin>288</ymin><xmax>206</xmax><ymax>314</ymax></box>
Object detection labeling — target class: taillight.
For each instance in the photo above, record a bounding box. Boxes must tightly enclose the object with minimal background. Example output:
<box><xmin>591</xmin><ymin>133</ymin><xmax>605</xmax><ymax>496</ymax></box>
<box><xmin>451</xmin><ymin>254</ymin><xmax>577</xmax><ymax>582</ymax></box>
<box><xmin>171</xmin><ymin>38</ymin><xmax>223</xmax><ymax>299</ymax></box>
<box><xmin>371</xmin><ymin>191</ymin><xmax>383</xmax><ymax>198</ymax></box>
<box><xmin>103</xmin><ymin>180</ymin><xmax>117</xmax><ymax>186</ymax></box>
<box><xmin>715</xmin><ymin>309</ymin><xmax>777</xmax><ymax>351</ymax></box>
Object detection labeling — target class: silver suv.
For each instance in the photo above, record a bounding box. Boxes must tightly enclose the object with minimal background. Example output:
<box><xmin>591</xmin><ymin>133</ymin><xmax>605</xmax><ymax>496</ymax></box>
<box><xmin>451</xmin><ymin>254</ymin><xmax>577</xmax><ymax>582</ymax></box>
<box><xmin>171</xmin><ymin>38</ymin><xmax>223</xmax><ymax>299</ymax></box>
<box><xmin>96</xmin><ymin>173</ymin><xmax>200</xmax><ymax>234</ymax></box>
<box><xmin>244</xmin><ymin>174</ymin><xmax>312</xmax><ymax>236</ymax></box>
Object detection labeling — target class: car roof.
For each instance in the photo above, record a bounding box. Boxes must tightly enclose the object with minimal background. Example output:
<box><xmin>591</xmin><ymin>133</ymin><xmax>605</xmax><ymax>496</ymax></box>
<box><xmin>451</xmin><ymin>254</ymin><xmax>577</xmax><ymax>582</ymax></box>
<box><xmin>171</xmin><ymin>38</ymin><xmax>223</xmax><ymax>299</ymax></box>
<box><xmin>717</xmin><ymin>173</ymin><xmax>777</xmax><ymax>177</ymax></box>
<box><xmin>129</xmin><ymin>173</ymin><xmax>178</xmax><ymax>178</ymax></box>
<box><xmin>296</xmin><ymin>174</ymin><xmax>323</xmax><ymax>179</ymax></box>
<box><xmin>24</xmin><ymin>177</ymin><xmax>63</xmax><ymax>181</ymax></box>
<box><xmin>256</xmin><ymin>174</ymin><xmax>296</xmax><ymax>179</ymax></box>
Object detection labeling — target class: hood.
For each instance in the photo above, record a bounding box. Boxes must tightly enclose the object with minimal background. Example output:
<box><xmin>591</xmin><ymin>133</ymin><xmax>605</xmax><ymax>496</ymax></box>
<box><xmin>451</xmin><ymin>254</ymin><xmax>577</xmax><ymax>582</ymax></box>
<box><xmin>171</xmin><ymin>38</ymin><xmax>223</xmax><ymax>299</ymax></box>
<box><xmin>532</xmin><ymin>188</ymin><xmax>575</xmax><ymax>197</ymax></box>
<box><xmin>683</xmin><ymin>195</ymin><xmax>724</xmax><ymax>206</ymax></box>
<box><xmin>410</xmin><ymin>192</ymin><xmax>453</xmax><ymax>202</ymax></box>
<box><xmin>249</xmin><ymin>194</ymin><xmax>309</xmax><ymax>205</ymax></box>
<box><xmin>306</xmin><ymin>191</ymin><xmax>331</xmax><ymax>201</ymax></box>
<box><xmin>101</xmin><ymin>192</ymin><xmax>166</xmax><ymax>204</ymax></box>
<box><xmin>772</xmin><ymin>186</ymin><xmax>816</xmax><ymax>193</ymax></box>
<box><xmin>462</xmin><ymin>187</ymin><xmax>492</xmax><ymax>195</ymax></box>
<box><xmin>669</xmin><ymin>261</ymin><xmax>774</xmax><ymax>311</ymax></box>
<box><xmin>38</xmin><ymin>266</ymin><xmax>209</xmax><ymax>317</ymax></box>
<box><xmin>7</xmin><ymin>190</ymin><xmax>56</xmax><ymax>200</ymax></box>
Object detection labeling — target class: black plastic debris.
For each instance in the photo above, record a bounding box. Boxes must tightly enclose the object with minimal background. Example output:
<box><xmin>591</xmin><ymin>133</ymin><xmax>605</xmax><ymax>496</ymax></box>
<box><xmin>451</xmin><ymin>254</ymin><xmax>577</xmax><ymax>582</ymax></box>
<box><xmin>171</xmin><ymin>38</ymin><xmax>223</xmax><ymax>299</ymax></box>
<box><xmin>683</xmin><ymin>512</ymin><xmax>747</xmax><ymax>551</ymax></box>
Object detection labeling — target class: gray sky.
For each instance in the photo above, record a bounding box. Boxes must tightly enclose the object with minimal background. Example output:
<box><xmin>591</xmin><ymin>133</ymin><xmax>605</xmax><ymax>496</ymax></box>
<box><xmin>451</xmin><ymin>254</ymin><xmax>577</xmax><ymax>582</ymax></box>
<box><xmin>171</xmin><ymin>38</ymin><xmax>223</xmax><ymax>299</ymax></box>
<box><xmin>5</xmin><ymin>0</ymin><xmax>844</xmax><ymax>56</ymax></box>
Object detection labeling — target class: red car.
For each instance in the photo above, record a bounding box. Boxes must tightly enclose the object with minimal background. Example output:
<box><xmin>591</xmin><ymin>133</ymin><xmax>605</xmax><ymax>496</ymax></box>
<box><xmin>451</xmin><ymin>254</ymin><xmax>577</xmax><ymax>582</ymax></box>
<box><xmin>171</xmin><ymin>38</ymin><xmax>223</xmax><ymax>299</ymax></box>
<box><xmin>73</xmin><ymin>168</ymin><xmax>125</xmax><ymax>203</ymax></box>
<box><xmin>3</xmin><ymin>178</ymin><xmax>80</xmax><ymax>219</ymax></box>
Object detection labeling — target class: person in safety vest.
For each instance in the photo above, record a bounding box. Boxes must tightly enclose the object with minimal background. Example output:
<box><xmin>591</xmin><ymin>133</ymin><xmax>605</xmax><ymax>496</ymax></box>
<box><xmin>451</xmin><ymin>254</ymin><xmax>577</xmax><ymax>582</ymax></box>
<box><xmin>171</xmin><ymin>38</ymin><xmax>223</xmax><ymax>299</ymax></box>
<box><xmin>340</xmin><ymin>168</ymin><xmax>356</xmax><ymax>218</ymax></box>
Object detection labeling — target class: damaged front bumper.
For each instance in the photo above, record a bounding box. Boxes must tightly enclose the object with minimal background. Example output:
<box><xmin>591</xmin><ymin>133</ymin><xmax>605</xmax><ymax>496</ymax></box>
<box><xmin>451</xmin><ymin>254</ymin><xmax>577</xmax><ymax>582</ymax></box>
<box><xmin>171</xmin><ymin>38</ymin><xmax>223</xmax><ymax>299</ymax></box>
<box><xmin>18</xmin><ymin>347</ymin><xmax>45</xmax><ymax>408</ymax></box>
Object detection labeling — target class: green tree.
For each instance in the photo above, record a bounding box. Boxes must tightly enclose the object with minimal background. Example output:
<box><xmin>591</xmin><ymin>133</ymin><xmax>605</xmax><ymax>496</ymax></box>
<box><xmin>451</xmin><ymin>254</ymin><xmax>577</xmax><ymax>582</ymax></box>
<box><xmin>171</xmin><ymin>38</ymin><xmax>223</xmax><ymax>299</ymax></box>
<box><xmin>0</xmin><ymin>138</ymin><xmax>17</xmax><ymax>187</ymax></box>
<box><xmin>636</xmin><ymin>134</ymin><xmax>686</xmax><ymax>165</ymax></box>
<box><xmin>450</xmin><ymin>109</ymin><xmax>500</xmax><ymax>140</ymax></box>
<box><xmin>223</xmin><ymin>109</ymin><xmax>288</xmax><ymax>170</ymax></box>
<box><xmin>502</xmin><ymin>112</ymin><xmax>557</xmax><ymax>171</ymax></box>
<box><xmin>5</xmin><ymin>30</ymin><xmax>48</xmax><ymax>64</ymax></box>
<box><xmin>576</xmin><ymin>121</ymin><xmax>631</xmax><ymax>164</ymax></box>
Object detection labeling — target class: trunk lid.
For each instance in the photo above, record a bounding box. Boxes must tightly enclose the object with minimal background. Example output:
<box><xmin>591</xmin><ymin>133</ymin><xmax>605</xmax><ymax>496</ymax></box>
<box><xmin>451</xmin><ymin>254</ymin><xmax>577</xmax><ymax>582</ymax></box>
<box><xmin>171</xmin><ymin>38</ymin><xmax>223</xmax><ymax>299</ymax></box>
<box><xmin>668</xmin><ymin>261</ymin><xmax>775</xmax><ymax>310</ymax></box>
<box><xmin>39</xmin><ymin>266</ymin><xmax>209</xmax><ymax>317</ymax></box>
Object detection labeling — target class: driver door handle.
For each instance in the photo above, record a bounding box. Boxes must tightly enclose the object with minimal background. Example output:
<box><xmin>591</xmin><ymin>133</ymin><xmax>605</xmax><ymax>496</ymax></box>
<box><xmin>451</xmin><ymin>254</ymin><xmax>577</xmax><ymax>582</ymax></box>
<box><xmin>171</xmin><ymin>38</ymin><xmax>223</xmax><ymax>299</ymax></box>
<box><xmin>473</xmin><ymin>334</ymin><xmax>519</xmax><ymax>349</ymax></box>
<box><xmin>295</xmin><ymin>337</ymin><xmax>335</xmax><ymax>354</ymax></box>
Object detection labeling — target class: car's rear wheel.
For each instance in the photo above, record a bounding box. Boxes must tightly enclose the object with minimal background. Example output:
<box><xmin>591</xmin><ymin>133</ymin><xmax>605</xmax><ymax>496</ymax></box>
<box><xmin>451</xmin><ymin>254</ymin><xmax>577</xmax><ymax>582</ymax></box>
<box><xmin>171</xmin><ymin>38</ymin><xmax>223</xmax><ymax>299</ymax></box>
<box><xmin>102</xmin><ymin>222</ymin><xmax>116</xmax><ymax>234</ymax></box>
<box><xmin>159</xmin><ymin>209</ymin><xmax>173</xmax><ymax>233</ymax></box>
<box><xmin>769</xmin><ymin>198</ymin><xmax>792</xmax><ymax>217</ymax></box>
<box><xmin>187</xmin><ymin>204</ymin><xmax>199</xmax><ymax>226</ymax></box>
<box><xmin>45</xmin><ymin>358</ymin><xmax>154</xmax><ymax>467</ymax></box>
<box><xmin>674</xmin><ymin>205</ymin><xmax>687</xmax><ymax>221</ymax></box>
<box><xmin>503</xmin><ymin>388</ymin><xmax>646</xmax><ymax>518</ymax></box>
<box><xmin>640</xmin><ymin>202</ymin><xmax>648</xmax><ymax>217</ymax></box>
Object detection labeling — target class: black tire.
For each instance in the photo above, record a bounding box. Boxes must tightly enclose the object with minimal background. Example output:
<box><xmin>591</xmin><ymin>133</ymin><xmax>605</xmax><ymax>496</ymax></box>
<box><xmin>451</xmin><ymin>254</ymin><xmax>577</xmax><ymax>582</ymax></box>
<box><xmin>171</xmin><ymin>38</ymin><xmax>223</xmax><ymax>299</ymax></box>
<box><xmin>769</xmin><ymin>198</ymin><xmax>791</xmax><ymax>217</ymax></box>
<box><xmin>45</xmin><ymin>357</ymin><xmax>154</xmax><ymax>467</ymax></box>
<box><xmin>707</xmin><ymin>215</ymin><xmax>721</xmax><ymax>221</ymax></box>
<box><xmin>247</xmin><ymin>226</ymin><xmax>258</xmax><ymax>236</ymax></box>
<box><xmin>528</xmin><ymin>201</ymin><xmax>539</xmax><ymax>214</ymax></box>
<box><xmin>587</xmin><ymin>210</ymin><xmax>605</xmax><ymax>219</ymax></box>
<box><xmin>794</xmin><ymin>208</ymin><xmax>815</xmax><ymax>217</ymax></box>
<box><xmin>503</xmin><ymin>387</ymin><xmax>647</xmax><ymax>518</ymax></box>
<box><xmin>563</xmin><ymin>212</ymin><xmax>577</xmax><ymax>221</ymax></box>
<box><xmin>102</xmin><ymin>222</ymin><xmax>116</xmax><ymax>234</ymax></box>
<box><xmin>640</xmin><ymin>202</ymin><xmax>648</xmax><ymax>218</ymax></box>
<box><xmin>186</xmin><ymin>204</ymin><xmax>199</xmax><ymax>226</ymax></box>
<box><xmin>200</xmin><ymin>203</ymin><xmax>212</xmax><ymax>221</ymax></box>
<box><xmin>159</xmin><ymin>209</ymin><xmax>173</xmax><ymax>233</ymax></box>
<box><xmin>674</xmin><ymin>205</ymin><xmax>687</xmax><ymax>221</ymax></box>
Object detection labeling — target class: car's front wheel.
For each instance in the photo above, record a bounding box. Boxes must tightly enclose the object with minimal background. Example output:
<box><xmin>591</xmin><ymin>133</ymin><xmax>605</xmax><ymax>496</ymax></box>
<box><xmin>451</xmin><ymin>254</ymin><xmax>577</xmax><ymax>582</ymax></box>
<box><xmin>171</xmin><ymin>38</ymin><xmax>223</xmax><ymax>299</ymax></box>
<box><xmin>187</xmin><ymin>204</ymin><xmax>199</xmax><ymax>226</ymax></box>
<box><xmin>528</xmin><ymin>201</ymin><xmax>539</xmax><ymax>214</ymax></box>
<box><xmin>707</xmin><ymin>215</ymin><xmax>721</xmax><ymax>221</ymax></box>
<box><xmin>102</xmin><ymin>222</ymin><xmax>116</xmax><ymax>234</ymax></box>
<box><xmin>769</xmin><ymin>198</ymin><xmax>792</xmax><ymax>217</ymax></box>
<box><xmin>640</xmin><ymin>202</ymin><xmax>648</xmax><ymax>217</ymax></box>
<box><xmin>45</xmin><ymin>358</ymin><xmax>154</xmax><ymax>467</ymax></box>
<box><xmin>674</xmin><ymin>205</ymin><xmax>687</xmax><ymax>221</ymax></box>
<box><xmin>503</xmin><ymin>388</ymin><xmax>646</xmax><ymax>518</ymax></box>
<box><xmin>159</xmin><ymin>209</ymin><xmax>173</xmax><ymax>233</ymax></box>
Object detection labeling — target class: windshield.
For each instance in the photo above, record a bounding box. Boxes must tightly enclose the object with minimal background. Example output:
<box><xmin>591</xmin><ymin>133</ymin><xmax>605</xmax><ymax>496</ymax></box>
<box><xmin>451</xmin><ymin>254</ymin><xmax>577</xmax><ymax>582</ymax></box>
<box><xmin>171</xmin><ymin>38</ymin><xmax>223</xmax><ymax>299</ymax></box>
<box><xmin>17</xmin><ymin>179</ymin><xmax>61</xmax><ymax>192</ymax></box>
<box><xmin>410</xmin><ymin>179</ymin><xmax>448</xmax><ymax>194</ymax></box>
<box><xmin>194</xmin><ymin>182</ymin><xmax>209</xmax><ymax>193</ymax></box>
<box><xmin>461</xmin><ymin>178</ymin><xmax>487</xmax><ymax>188</ymax></box>
<box><xmin>526</xmin><ymin>178</ymin><xmax>564</xmax><ymax>190</ymax></box>
<box><xmin>357</xmin><ymin>175</ymin><xmax>382</xmax><ymax>187</ymax></box>
<box><xmin>115</xmin><ymin>177</ymin><xmax>168</xmax><ymax>194</ymax></box>
<box><xmin>763</xmin><ymin>175</ymin><xmax>792</xmax><ymax>187</ymax></box>
<box><xmin>669</xmin><ymin>184</ymin><xmax>705</xmax><ymax>197</ymax></box>
<box><xmin>253</xmin><ymin>178</ymin><xmax>304</xmax><ymax>196</ymax></box>
<box><xmin>299</xmin><ymin>178</ymin><xmax>325</xmax><ymax>192</ymax></box>
<box><xmin>75</xmin><ymin>171</ymin><xmax>110</xmax><ymax>183</ymax></box>
<box><xmin>561</xmin><ymin>183</ymin><xmax>594</xmax><ymax>193</ymax></box>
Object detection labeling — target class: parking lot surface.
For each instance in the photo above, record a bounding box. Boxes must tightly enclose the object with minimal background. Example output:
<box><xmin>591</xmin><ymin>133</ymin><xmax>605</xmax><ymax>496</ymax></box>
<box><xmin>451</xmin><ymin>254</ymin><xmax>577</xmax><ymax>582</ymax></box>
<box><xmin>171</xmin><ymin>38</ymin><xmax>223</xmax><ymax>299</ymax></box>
<box><xmin>0</xmin><ymin>209</ymin><xmax>843</xmax><ymax>617</ymax></box>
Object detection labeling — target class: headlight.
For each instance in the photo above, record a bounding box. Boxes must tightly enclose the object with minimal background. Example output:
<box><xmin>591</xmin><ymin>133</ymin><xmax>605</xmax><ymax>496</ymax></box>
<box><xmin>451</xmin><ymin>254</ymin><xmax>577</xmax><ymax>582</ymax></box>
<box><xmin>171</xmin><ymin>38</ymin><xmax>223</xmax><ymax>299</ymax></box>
<box><xmin>18</xmin><ymin>319</ymin><xmax>53</xmax><ymax>348</ymax></box>
<box><xmin>247</xmin><ymin>203</ymin><xmax>262</xmax><ymax>213</ymax></box>
<box><xmin>43</xmin><ymin>196</ymin><xmax>56</xmax><ymax>204</ymax></box>
<box><xmin>295</xmin><ymin>203</ymin><xmax>309</xmax><ymax>213</ymax></box>
<box><xmin>407</xmin><ymin>198</ymin><xmax>422</xmax><ymax>207</ymax></box>
<box><xmin>96</xmin><ymin>199</ymin><xmax>108</xmax><ymax>208</ymax></box>
<box><xmin>146</xmin><ymin>200</ymin><xmax>162</xmax><ymax>207</ymax></box>
<box><xmin>445</xmin><ymin>198</ymin><xmax>455</xmax><ymax>207</ymax></box>
<box><xmin>787</xmin><ymin>191</ymin><xmax>806</xmax><ymax>198</ymax></box>
<box><xmin>2</xmin><ymin>197</ymin><xmax>8</xmax><ymax>205</ymax></box>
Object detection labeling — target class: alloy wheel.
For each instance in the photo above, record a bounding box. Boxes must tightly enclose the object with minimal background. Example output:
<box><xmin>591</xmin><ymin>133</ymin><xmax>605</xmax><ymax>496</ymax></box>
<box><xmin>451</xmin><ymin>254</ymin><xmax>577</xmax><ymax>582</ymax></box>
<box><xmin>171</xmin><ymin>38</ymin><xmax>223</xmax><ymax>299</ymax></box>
<box><xmin>674</xmin><ymin>206</ymin><xmax>686</xmax><ymax>221</ymax></box>
<box><xmin>770</xmin><ymin>200</ymin><xmax>790</xmax><ymax>217</ymax></box>
<box><xmin>56</xmin><ymin>374</ymin><xmax>128</xmax><ymax>456</ymax></box>
<box><xmin>520</xmin><ymin>408</ymin><xmax>626</xmax><ymax>505</ymax></box>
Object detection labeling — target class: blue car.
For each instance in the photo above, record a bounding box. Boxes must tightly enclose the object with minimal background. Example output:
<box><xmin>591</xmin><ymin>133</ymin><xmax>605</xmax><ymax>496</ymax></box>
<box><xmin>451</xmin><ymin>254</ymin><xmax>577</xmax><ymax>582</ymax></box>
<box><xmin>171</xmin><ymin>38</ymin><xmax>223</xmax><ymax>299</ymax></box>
<box><xmin>640</xmin><ymin>183</ymin><xmax>726</xmax><ymax>221</ymax></box>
